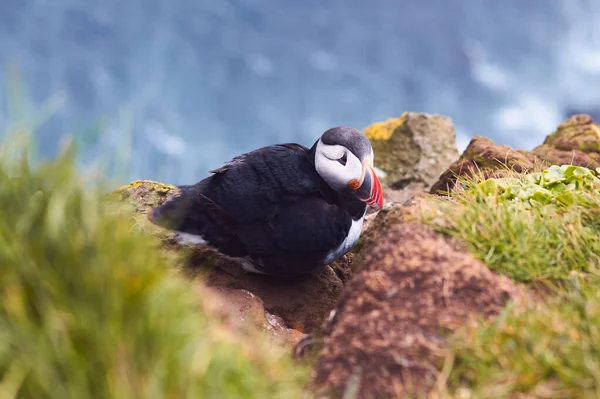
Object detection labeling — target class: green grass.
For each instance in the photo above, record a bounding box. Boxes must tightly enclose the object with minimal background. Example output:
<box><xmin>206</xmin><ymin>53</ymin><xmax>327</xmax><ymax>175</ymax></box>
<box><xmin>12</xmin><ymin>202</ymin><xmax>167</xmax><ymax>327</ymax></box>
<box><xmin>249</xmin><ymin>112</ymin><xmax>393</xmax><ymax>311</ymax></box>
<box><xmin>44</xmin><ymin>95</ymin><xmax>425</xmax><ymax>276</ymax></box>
<box><xmin>428</xmin><ymin>165</ymin><xmax>600</xmax><ymax>282</ymax></box>
<box><xmin>0</xmin><ymin>138</ymin><xmax>308</xmax><ymax>399</ymax></box>
<box><xmin>444</xmin><ymin>277</ymin><xmax>600</xmax><ymax>399</ymax></box>
<box><xmin>428</xmin><ymin>166</ymin><xmax>600</xmax><ymax>398</ymax></box>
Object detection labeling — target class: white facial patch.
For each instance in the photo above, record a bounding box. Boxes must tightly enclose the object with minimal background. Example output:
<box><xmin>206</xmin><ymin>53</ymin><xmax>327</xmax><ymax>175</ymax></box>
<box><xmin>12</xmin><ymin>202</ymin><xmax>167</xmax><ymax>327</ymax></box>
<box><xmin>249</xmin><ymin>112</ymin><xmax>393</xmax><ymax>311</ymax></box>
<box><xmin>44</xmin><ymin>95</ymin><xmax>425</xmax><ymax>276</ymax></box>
<box><xmin>314</xmin><ymin>139</ymin><xmax>363</xmax><ymax>192</ymax></box>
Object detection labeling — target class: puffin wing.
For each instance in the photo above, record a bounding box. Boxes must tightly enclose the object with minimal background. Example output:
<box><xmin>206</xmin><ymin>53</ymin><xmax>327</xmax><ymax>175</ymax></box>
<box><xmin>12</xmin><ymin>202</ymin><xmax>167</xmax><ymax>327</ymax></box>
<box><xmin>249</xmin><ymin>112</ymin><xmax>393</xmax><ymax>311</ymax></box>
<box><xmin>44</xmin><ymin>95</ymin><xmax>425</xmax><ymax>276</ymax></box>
<box><xmin>150</xmin><ymin>143</ymin><xmax>342</xmax><ymax>254</ymax></box>
<box><xmin>236</xmin><ymin>196</ymin><xmax>351</xmax><ymax>256</ymax></box>
<box><xmin>191</xmin><ymin>143</ymin><xmax>322</xmax><ymax>225</ymax></box>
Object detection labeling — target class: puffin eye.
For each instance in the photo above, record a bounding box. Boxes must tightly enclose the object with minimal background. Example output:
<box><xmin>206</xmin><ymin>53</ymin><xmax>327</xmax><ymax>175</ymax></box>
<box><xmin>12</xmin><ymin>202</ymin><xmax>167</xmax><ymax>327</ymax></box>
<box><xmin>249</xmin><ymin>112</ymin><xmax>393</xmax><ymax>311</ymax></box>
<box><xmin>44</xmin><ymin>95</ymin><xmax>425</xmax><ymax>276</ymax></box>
<box><xmin>337</xmin><ymin>153</ymin><xmax>347</xmax><ymax>166</ymax></box>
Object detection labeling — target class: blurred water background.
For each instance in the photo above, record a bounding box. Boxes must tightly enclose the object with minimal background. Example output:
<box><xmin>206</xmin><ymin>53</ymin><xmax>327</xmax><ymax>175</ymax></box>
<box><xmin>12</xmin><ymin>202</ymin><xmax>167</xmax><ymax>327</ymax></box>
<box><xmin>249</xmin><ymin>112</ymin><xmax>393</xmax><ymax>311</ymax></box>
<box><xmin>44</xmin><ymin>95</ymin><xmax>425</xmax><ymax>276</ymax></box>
<box><xmin>1</xmin><ymin>0</ymin><xmax>599</xmax><ymax>185</ymax></box>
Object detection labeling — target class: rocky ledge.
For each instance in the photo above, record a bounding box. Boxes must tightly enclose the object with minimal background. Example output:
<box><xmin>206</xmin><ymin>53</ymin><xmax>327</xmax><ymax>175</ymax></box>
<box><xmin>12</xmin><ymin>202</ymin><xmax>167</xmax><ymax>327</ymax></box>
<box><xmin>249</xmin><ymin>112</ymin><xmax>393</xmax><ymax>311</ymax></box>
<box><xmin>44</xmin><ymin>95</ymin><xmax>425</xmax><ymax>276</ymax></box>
<box><xmin>107</xmin><ymin>111</ymin><xmax>461</xmax><ymax>346</ymax></box>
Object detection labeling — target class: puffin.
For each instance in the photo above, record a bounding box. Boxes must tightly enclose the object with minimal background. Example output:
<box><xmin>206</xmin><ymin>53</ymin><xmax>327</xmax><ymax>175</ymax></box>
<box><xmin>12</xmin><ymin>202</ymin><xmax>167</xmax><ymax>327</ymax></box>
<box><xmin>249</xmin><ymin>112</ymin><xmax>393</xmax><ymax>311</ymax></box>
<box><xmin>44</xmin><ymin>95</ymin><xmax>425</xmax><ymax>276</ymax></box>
<box><xmin>148</xmin><ymin>126</ymin><xmax>384</xmax><ymax>276</ymax></box>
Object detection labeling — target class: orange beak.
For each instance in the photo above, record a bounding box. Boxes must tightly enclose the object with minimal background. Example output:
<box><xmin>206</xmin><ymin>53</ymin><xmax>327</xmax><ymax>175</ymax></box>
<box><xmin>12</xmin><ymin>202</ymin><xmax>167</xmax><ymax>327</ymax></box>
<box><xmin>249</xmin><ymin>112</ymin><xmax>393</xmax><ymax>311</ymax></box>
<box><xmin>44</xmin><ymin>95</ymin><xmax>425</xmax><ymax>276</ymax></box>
<box><xmin>353</xmin><ymin>159</ymin><xmax>384</xmax><ymax>210</ymax></box>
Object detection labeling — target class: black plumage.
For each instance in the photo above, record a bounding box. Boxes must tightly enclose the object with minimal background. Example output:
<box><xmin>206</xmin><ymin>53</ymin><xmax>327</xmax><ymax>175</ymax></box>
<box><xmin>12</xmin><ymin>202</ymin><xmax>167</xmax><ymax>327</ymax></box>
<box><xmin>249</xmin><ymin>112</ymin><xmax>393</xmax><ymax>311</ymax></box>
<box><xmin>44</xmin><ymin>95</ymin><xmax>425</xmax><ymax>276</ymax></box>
<box><xmin>149</xmin><ymin>131</ymin><xmax>376</xmax><ymax>276</ymax></box>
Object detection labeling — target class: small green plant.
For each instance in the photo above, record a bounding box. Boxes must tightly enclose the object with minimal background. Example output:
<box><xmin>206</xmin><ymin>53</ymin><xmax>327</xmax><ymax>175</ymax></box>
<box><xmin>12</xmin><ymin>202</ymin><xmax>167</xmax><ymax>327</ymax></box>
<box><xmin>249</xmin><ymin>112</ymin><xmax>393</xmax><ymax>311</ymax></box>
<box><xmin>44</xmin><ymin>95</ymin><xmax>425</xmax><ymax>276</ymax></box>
<box><xmin>0</xmin><ymin>139</ymin><xmax>307</xmax><ymax>399</ymax></box>
<box><xmin>476</xmin><ymin>164</ymin><xmax>600</xmax><ymax>208</ymax></box>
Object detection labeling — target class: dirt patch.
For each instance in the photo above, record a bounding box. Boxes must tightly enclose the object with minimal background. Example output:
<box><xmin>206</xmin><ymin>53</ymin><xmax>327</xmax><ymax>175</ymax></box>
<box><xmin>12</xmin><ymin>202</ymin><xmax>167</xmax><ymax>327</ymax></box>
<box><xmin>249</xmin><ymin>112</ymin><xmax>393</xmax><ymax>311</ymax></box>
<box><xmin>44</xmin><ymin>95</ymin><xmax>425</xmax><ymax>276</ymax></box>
<box><xmin>198</xmin><ymin>284</ymin><xmax>305</xmax><ymax>348</ymax></box>
<box><xmin>197</xmin><ymin>252</ymin><xmax>346</xmax><ymax>333</ymax></box>
<box><xmin>310</xmin><ymin>224</ymin><xmax>522</xmax><ymax>398</ymax></box>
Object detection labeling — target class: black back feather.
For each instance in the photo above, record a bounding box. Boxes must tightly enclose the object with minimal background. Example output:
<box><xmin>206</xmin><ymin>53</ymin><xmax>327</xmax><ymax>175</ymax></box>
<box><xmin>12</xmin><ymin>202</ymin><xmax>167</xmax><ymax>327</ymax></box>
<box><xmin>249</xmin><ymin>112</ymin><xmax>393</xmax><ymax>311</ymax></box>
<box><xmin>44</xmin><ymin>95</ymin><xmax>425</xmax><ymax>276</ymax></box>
<box><xmin>149</xmin><ymin>142</ymin><xmax>366</xmax><ymax>273</ymax></box>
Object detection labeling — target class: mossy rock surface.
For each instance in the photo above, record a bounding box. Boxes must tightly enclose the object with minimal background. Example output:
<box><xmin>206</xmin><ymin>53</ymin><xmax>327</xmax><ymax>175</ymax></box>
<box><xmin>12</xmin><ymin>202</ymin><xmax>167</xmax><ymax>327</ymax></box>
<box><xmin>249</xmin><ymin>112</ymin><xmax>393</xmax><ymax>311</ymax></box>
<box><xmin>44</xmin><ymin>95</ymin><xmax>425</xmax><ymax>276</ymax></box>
<box><xmin>532</xmin><ymin>114</ymin><xmax>600</xmax><ymax>168</ymax></box>
<box><xmin>363</xmin><ymin>112</ymin><xmax>460</xmax><ymax>190</ymax></box>
<box><xmin>104</xmin><ymin>180</ymin><xmax>179</xmax><ymax>240</ymax></box>
<box><xmin>541</xmin><ymin>113</ymin><xmax>600</xmax><ymax>153</ymax></box>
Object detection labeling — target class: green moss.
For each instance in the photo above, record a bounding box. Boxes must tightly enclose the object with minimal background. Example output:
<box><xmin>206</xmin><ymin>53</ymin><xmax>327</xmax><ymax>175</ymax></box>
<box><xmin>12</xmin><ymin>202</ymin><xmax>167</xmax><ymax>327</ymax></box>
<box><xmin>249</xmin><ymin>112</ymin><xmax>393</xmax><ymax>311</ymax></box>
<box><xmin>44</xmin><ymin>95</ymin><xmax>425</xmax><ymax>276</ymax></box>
<box><xmin>0</xmin><ymin>142</ymin><xmax>308</xmax><ymax>398</ymax></box>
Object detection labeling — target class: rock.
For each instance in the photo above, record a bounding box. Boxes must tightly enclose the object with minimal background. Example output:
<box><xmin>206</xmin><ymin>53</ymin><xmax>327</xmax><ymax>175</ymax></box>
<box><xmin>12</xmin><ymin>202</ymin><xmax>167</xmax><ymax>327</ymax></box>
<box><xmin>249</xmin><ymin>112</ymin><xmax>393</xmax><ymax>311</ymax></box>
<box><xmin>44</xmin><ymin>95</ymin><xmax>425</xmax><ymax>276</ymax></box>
<box><xmin>379</xmin><ymin>179</ymin><xmax>429</xmax><ymax>206</ymax></box>
<box><xmin>541</xmin><ymin>113</ymin><xmax>600</xmax><ymax>152</ymax></box>
<box><xmin>310</xmin><ymin>223</ymin><xmax>521</xmax><ymax>398</ymax></box>
<box><xmin>107</xmin><ymin>180</ymin><xmax>348</xmax><ymax>337</ymax></box>
<box><xmin>431</xmin><ymin>114</ymin><xmax>600</xmax><ymax>194</ymax></box>
<box><xmin>532</xmin><ymin>113</ymin><xmax>600</xmax><ymax>169</ymax></box>
<box><xmin>430</xmin><ymin>136</ymin><xmax>535</xmax><ymax>194</ymax></box>
<box><xmin>198</xmin><ymin>285</ymin><xmax>305</xmax><ymax>348</ymax></box>
<box><xmin>105</xmin><ymin>180</ymin><xmax>180</xmax><ymax>240</ymax></box>
<box><xmin>563</xmin><ymin>108</ymin><xmax>600</xmax><ymax>123</ymax></box>
<box><xmin>364</xmin><ymin>112</ymin><xmax>460</xmax><ymax>199</ymax></box>
<box><xmin>353</xmin><ymin>193</ymin><xmax>450</xmax><ymax>267</ymax></box>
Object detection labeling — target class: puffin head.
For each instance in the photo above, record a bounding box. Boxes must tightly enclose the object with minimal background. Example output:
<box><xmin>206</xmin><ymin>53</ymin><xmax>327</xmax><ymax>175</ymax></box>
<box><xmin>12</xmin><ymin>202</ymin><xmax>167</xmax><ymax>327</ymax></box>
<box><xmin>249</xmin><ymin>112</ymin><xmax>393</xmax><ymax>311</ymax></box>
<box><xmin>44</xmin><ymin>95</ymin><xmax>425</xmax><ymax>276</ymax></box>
<box><xmin>312</xmin><ymin>126</ymin><xmax>384</xmax><ymax>210</ymax></box>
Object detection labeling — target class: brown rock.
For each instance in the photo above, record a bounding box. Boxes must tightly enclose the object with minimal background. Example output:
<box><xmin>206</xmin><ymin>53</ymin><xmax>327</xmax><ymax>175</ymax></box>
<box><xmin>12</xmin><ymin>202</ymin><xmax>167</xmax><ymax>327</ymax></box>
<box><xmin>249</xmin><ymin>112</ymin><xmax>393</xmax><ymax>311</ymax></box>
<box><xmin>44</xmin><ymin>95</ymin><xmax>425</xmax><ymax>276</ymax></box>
<box><xmin>532</xmin><ymin>143</ymin><xmax>600</xmax><ymax>169</ymax></box>
<box><xmin>430</xmin><ymin>136</ymin><xmax>535</xmax><ymax>194</ymax></box>
<box><xmin>532</xmin><ymin>114</ymin><xmax>600</xmax><ymax>169</ymax></box>
<box><xmin>191</xmin><ymin>250</ymin><xmax>346</xmax><ymax>333</ymax></box>
<box><xmin>364</xmin><ymin>112</ymin><xmax>460</xmax><ymax>198</ymax></box>
<box><xmin>353</xmin><ymin>193</ymin><xmax>450</xmax><ymax>267</ymax></box>
<box><xmin>199</xmin><ymin>285</ymin><xmax>305</xmax><ymax>348</ymax></box>
<box><xmin>382</xmin><ymin>180</ymin><xmax>429</xmax><ymax>206</ymax></box>
<box><xmin>310</xmin><ymin>224</ymin><xmax>520</xmax><ymax>398</ymax></box>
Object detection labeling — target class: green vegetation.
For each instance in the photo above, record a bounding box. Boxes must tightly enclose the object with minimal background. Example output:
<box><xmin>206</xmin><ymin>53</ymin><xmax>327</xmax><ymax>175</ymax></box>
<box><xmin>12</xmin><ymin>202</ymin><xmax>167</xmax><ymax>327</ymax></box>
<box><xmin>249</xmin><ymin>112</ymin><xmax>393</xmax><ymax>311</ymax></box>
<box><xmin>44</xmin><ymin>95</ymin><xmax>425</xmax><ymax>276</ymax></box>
<box><xmin>430</xmin><ymin>165</ymin><xmax>600</xmax><ymax>282</ymax></box>
<box><xmin>446</xmin><ymin>279</ymin><xmax>600</xmax><ymax>398</ymax></box>
<box><xmin>0</xmin><ymin>138</ymin><xmax>307</xmax><ymax>398</ymax></box>
<box><xmin>431</xmin><ymin>165</ymin><xmax>600</xmax><ymax>398</ymax></box>
<box><xmin>477</xmin><ymin>164</ymin><xmax>600</xmax><ymax>208</ymax></box>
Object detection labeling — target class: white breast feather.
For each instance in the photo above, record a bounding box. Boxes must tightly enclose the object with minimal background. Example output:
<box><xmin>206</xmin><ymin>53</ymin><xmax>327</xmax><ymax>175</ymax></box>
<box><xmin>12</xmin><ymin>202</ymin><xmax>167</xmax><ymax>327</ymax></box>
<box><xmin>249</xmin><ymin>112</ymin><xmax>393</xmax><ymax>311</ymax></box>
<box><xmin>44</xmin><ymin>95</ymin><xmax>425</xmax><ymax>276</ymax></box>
<box><xmin>324</xmin><ymin>214</ymin><xmax>365</xmax><ymax>264</ymax></box>
<box><xmin>175</xmin><ymin>232</ymin><xmax>207</xmax><ymax>245</ymax></box>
